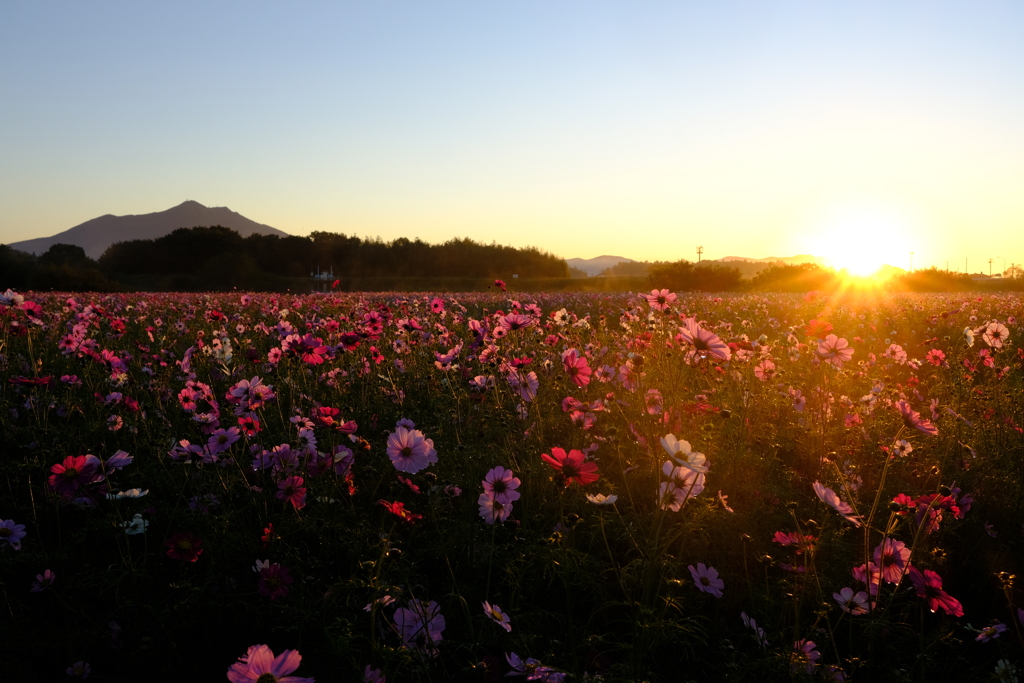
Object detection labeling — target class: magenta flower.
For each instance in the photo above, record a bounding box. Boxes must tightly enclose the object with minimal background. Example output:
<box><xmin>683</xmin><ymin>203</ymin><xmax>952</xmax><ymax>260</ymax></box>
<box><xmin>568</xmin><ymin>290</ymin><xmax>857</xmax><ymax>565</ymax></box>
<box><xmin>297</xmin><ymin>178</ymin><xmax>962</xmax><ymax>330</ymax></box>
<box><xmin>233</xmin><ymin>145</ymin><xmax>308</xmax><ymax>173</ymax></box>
<box><xmin>688</xmin><ymin>563</ymin><xmax>724</xmax><ymax>598</ymax></box>
<box><xmin>0</xmin><ymin>519</ymin><xmax>27</xmax><ymax>550</ymax></box>
<box><xmin>31</xmin><ymin>569</ymin><xmax>55</xmax><ymax>592</ymax></box>
<box><xmin>386</xmin><ymin>426</ymin><xmax>438</xmax><ymax>474</ymax></box>
<box><xmin>895</xmin><ymin>400</ymin><xmax>938</xmax><ymax>436</ymax></box>
<box><xmin>226</xmin><ymin>643</ymin><xmax>314</xmax><ymax>682</ymax></box>
<box><xmin>47</xmin><ymin>455</ymin><xmax>100</xmax><ymax>498</ymax></box>
<box><xmin>907</xmin><ymin>567</ymin><xmax>963</xmax><ymax>617</ymax></box>
<box><xmin>482</xmin><ymin>466</ymin><xmax>521</xmax><ymax>505</ymax></box>
<box><xmin>812</xmin><ymin>481</ymin><xmax>862</xmax><ymax>527</ymax></box>
<box><xmin>276</xmin><ymin>476</ymin><xmax>307</xmax><ymax>510</ymax></box>
<box><xmin>561</xmin><ymin>348</ymin><xmax>592</xmax><ymax>387</ymax></box>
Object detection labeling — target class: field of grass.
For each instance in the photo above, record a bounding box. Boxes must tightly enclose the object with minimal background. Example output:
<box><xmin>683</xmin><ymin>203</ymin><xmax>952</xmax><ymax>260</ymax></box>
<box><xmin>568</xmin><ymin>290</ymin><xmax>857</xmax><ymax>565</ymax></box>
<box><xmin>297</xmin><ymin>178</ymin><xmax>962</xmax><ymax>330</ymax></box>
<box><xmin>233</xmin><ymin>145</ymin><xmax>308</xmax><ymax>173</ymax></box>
<box><xmin>1</xmin><ymin>287</ymin><xmax>1022</xmax><ymax>681</ymax></box>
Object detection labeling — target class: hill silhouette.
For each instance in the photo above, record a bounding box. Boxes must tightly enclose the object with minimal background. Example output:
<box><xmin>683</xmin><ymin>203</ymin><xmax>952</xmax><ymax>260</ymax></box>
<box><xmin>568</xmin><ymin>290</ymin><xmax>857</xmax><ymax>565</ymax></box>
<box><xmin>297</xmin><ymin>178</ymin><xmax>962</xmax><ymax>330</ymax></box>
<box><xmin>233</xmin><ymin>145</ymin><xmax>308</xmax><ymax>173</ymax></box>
<box><xmin>8</xmin><ymin>201</ymin><xmax>288</xmax><ymax>259</ymax></box>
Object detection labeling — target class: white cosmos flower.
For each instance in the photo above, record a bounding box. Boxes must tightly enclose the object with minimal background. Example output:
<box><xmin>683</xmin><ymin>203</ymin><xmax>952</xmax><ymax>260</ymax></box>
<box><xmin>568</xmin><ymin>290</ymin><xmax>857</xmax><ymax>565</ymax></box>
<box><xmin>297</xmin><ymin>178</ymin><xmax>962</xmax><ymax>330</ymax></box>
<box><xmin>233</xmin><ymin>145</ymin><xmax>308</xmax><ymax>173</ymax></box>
<box><xmin>660</xmin><ymin>434</ymin><xmax>709</xmax><ymax>474</ymax></box>
<box><xmin>121</xmin><ymin>513</ymin><xmax>149</xmax><ymax>535</ymax></box>
<box><xmin>107</xmin><ymin>488</ymin><xmax>149</xmax><ymax>500</ymax></box>
<box><xmin>586</xmin><ymin>493</ymin><xmax>618</xmax><ymax>505</ymax></box>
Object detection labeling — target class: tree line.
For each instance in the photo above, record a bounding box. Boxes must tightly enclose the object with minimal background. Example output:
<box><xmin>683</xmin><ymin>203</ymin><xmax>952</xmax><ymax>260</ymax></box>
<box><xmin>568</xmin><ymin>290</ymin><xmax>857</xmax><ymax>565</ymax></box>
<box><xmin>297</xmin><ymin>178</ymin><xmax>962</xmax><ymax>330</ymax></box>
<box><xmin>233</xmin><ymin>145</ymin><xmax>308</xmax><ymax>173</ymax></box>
<box><xmin>1</xmin><ymin>227</ymin><xmax>569</xmax><ymax>291</ymax></box>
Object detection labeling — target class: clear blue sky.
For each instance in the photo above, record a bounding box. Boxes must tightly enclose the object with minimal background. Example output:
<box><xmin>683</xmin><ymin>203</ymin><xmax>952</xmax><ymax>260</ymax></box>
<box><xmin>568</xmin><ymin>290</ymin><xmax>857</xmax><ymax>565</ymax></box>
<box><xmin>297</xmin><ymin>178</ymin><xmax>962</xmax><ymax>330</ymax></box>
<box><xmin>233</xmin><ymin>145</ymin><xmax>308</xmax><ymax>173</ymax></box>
<box><xmin>2</xmin><ymin>1</ymin><xmax>1023</xmax><ymax>272</ymax></box>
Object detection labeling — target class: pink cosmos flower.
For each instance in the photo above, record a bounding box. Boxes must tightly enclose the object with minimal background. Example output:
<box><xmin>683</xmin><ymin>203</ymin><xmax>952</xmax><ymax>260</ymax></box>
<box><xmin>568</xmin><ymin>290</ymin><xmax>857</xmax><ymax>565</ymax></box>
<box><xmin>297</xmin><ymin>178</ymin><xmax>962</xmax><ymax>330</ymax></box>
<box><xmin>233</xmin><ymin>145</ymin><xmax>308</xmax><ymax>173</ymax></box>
<box><xmin>982</xmin><ymin>322</ymin><xmax>1009</xmax><ymax>348</ymax></box>
<box><xmin>976</xmin><ymin>622</ymin><xmax>1007</xmax><ymax>642</ymax></box>
<box><xmin>925</xmin><ymin>349</ymin><xmax>946</xmax><ymax>366</ymax></box>
<box><xmin>644</xmin><ymin>289</ymin><xmax>677</xmax><ymax>312</ymax></box>
<box><xmin>478</xmin><ymin>491</ymin><xmax>512</xmax><ymax>524</ymax></box>
<box><xmin>753</xmin><ymin>359</ymin><xmax>776</xmax><ymax>381</ymax></box>
<box><xmin>386</xmin><ymin>426</ymin><xmax>438</xmax><ymax>474</ymax></box>
<box><xmin>499</xmin><ymin>313</ymin><xmax>534</xmax><ymax>332</ymax></box>
<box><xmin>660</xmin><ymin>461</ymin><xmax>706</xmax><ymax>511</ymax></box>
<box><xmin>257</xmin><ymin>563</ymin><xmax>294</xmax><ymax>601</ymax></box>
<box><xmin>873</xmin><ymin>538</ymin><xmax>911</xmax><ymax>584</ymax></box>
<box><xmin>561</xmin><ymin>349</ymin><xmax>592</xmax><ymax>387</ymax></box>
<box><xmin>482</xmin><ymin>466</ymin><xmax>521</xmax><ymax>505</ymax></box>
<box><xmin>833</xmin><ymin>587</ymin><xmax>871</xmax><ymax>615</ymax></box>
<box><xmin>817</xmin><ymin>334</ymin><xmax>854</xmax><ymax>368</ymax></box>
<box><xmin>812</xmin><ymin>481</ymin><xmax>862</xmax><ymax>527</ymax></box>
<box><xmin>483</xmin><ymin>601</ymin><xmax>512</xmax><ymax>632</ymax></box>
<box><xmin>907</xmin><ymin>567</ymin><xmax>963</xmax><ymax>616</ymax></box>
<box><xmin>0</xmin><ymin>519</ymin><xmax>27</xmax><ymax>550</ymax></box>
<box><xmin>895</xmin><ymin>400</ymin><xmax>938</xmax><ymax>436</ymax></box>
<box><xmin>741</xmin><ymin>612</ymin><xmax>768</xmax><ymax>647</ymax></box>
<box><xmin>689</xmin><ymin>563</ymin><xmax>724</xmax><ymax>598</ymax></box>
<box><xmin>394</xmin><ymin>600</ymin><xmax>445</xmax><ymax>652</ymax></box>
<box><xmin>677</xmin><ymin>318</ymin><xmax>731</xmax><ymax>362</ymax></box>
<box><xmin>792</xmin><ymin>640</ymin><xmax>820</xmax><ymax>675</ymax></box>
<box><xmin>276</xmin><ymin>476</ymin><xmax>307</xmax><ymax>510</ymax></box>
<box><xmin>31</xmin><ymin>569</ymin><xmax>56</xmax><ymax>591</ymax></box>
<box><xmin>364</xmin><ymin>665</ymin><xmax>385</xmax><ymax>683</ymax></box>
<box><xmin>226</xmin><ymin>643</ymin><xmax>314</xmax><ymax>682</ymax></box>
<box><xmin>541</xmin><ymin>447</ymin><xmax>600</xmax><ymax>486</ymax></box>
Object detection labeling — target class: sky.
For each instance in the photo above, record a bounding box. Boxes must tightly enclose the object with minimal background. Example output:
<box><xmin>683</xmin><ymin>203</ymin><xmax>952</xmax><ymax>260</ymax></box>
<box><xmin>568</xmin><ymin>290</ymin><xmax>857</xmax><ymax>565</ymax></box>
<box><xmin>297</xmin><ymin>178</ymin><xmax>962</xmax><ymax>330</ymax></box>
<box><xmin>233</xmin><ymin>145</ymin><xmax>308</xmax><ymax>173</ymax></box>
<box><xmin>2</xmin><ymin>1</ymin><xmax>1023</xmax><ymax>273</ymax></box>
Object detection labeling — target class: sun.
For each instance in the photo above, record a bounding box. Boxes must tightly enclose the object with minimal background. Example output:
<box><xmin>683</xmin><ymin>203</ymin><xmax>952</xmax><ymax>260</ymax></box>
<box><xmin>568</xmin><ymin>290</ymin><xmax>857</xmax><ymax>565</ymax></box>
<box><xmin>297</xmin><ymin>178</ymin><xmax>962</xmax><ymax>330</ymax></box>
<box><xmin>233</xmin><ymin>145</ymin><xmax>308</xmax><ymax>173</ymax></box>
<box><xmin>807</xmin><ymin>207</ymin><xmax>914</xmax><ymax>277</ymax></box>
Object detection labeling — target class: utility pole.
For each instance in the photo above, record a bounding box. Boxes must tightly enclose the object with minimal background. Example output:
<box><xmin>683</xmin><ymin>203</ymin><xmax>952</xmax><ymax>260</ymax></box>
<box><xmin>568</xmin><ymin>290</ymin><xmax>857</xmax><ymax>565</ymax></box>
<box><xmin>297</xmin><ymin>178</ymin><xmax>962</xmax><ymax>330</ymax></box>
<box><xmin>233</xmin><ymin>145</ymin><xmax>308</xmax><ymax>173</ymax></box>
<box><xmin>965</xmin><ymin>257</ymin><xmax>968</xmax><ymax>274</ymax></box>
<box><xmin>909</xmin><ymin>252</ymin><xmax>914</xmax><ymax>272</ymax></box>
<box><xmin>945</xmin><ymin>260</ymin><xmax>949</xmax><ymax>272</ymax></box>
<box><xmin>989</xmin><ymin>258</ymin><xmax>993</xmax><ymax>276</ymax></box>
<box><xmin>696</xmin><ymin>246</ymin><xmax>703</xmax><ymax>263</ymax></box>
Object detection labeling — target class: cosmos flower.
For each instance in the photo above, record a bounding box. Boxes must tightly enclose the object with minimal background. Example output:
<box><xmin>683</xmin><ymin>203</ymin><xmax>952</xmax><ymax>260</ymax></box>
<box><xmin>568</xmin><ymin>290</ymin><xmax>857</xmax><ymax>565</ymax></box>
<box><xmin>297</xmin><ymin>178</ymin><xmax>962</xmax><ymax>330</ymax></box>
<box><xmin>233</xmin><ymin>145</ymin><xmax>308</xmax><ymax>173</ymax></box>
<box><xmin>907</xmin><ymin>567</ymin><xmax>963</xmax><ymax>617</ymax></box>
<box><xmin>677</xmin><ymin>318</ymin><xmax>731</xmax><ymax>362</ymax></box>
<box><xmin>873</xmin><ymin>538</ymin><xmax>911</xmax><ymax>584</ymax></box>
<box><xmin>482</xmin><ymin>466</ymin><xmax>521</xmax><ymax>505</ymax></box>
<box><xmin>833</xmin><ymin>587</ymin><xmax>871</xmax><ymax>615</ymax></box>
<box><xmin>477</xmin><ymin>492</ymin><xmax>512</xmax><ymax>524</ymax></box>
<box><xmin>644</xmin><ymin>289</ymin><xmax>677</xmax><ymax>312</ymax></box>
<box><xmin>817</xmin><ymin>334</ymin><xmax>854</xmax><ymax>368</ymax></box>
<box><xmin>482</xmin><ymin>601</ymin><xmax>512</xmax><ymax>632</ymax></box>
<box><xmin>541</xmin><ymin>447</ymin><xmax>600</xmax><ymax>486</ymax></box>
<box><xmin>689</xmin><ymin>563</ymin><xmax>724</xmax><ymax>598</ymax></box>
<box><xmin>226</xmin><ymin>644</ymin><xmax>314</xmax><ymax>683</ymax></box>
<box><xmin>812</xmin><ymin>482</ymin><xmax>862</xmax><ymax>527</ymax></box>
<box><xmin>386</xmin><ymin>426</ymin><xmax>438</xmax><ymax>474</ymax></box>
<box><xmin>895</xmin><ymin>400</ymin><xmax>939</xmax><ymax>436</ymax></box>
<box><xmin>164</xmin><ymin>532</ymin><xmax>204</xmax><ymax>562</ymax></box>
<box><xmin>0</xmin><ymin>519</ymin><xmax>27</xmax><ymax>550</ymax></box>
<box><xmin>31</xmin><ymin>569</ymin><xmax>56</xmax><ymax>592</ymax></box>
<box><xmin>257</xmin><ymin>563</ymin><xmax>294</xmax><ymax>601</ymax></box>
<box><xmin>378</xmin><ymin>500</ymin><xmax>423</xmax><ymax>524</ymax></box>
<box><xmin>660</xmin><ymin>434</ymin><xmax>709</xmax><ymax>474</ymax></box>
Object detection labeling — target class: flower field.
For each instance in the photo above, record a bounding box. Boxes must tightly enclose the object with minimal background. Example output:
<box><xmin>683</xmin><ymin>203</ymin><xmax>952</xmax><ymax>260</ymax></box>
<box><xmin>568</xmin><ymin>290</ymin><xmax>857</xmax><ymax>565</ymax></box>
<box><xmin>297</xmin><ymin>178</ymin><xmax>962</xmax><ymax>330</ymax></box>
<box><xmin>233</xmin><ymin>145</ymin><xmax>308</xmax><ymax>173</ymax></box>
<box><xmin>1</xmin><ymin>287</ymin><xmax>1022</xmax><ymax>681</ymax></box>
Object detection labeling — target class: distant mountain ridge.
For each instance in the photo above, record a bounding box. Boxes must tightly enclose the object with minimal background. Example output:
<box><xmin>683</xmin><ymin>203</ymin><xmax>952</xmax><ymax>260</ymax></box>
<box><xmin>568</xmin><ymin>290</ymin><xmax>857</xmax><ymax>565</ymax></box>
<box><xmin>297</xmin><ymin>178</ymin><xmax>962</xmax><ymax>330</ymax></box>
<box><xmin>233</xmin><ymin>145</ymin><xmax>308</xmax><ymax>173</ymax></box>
<box><xmin>7</xmin><ymin>201</ymin><xmax>289</xmax><ymax>259</ymax></box>
<box><xmin>566</xmin><ymin>255</ymin><xmax>634</xmax><ymax>276</ymax></box>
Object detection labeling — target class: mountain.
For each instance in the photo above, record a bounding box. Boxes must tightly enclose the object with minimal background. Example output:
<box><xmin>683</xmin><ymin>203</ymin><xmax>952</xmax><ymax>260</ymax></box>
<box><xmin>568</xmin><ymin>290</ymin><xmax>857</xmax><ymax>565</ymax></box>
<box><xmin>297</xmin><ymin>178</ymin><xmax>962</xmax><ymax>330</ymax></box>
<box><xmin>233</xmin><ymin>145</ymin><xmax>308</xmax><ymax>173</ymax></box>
<box><xmin>7</xmin><ymin>201</ymin><xmax>289</xmax><ymax>259</ymax></box>
<box><xmin>718</xmin><ymin>254</ymin><xmax>828</xmax><ymax>266</ymax></box>
<box><xmin>566</xmin><ymin>255</ymin><xmax>634</xmax><ymax>276</ymax></box>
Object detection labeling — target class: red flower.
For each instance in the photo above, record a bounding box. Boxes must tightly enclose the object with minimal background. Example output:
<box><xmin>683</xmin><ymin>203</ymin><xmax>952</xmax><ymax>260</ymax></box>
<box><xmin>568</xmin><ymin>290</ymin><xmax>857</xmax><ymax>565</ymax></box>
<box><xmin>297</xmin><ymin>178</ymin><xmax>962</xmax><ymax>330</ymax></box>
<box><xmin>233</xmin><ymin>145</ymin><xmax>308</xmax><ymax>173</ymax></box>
<box><xmin>164</xmin><ymin>532</ymin><xmax>204</xmax><ymax>562</ymax></box>
<box><xmin>261</xmin><ymin>523</ymin><xmax>276</xmax><ymax>548</ymax></box>
<box><xmin>907</xmin><ymin>567</ymin><xmax>963</xmax><ymax>616</ymax></box>
<box><xmin>378</xmin><ymin>500</ymin><xmax>423</xmax><ymax>523</ymax></box>
<box><xmin>541</xmin><ymin>447</ymin><xmax>600</xmax><ymax>486</ymax></box>
<box><xmin>804</xmin><ymin>319</ymin><xmax>833</xmax><ymax>340</ymax></box>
